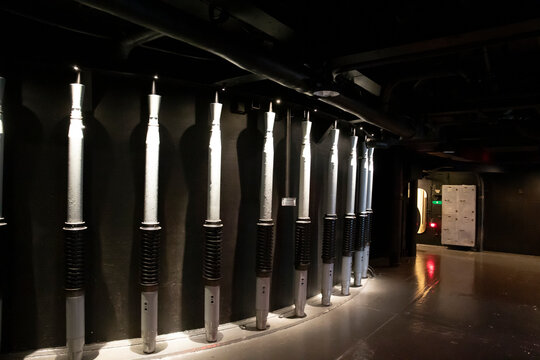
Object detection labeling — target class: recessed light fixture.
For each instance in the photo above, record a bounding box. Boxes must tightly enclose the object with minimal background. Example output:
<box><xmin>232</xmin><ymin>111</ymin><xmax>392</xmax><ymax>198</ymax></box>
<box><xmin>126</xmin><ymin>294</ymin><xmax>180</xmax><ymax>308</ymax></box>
<box><xmin>313</xmin><ymin>90</ymin><xmax>340</xmax><ymax>98</ymax></box>
<box><xmin>276</xmin><ymin>99</ymin><xmax>281</xmax><ymax>104</ymax></box>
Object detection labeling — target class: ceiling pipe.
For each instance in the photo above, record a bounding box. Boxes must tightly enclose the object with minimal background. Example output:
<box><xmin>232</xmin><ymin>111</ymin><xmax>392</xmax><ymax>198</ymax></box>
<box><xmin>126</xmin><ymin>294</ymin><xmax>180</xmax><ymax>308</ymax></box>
<box><xmin>75</xmin><ymin>0</ymin><xmax>415</xmax><ymax>138</ymax></box>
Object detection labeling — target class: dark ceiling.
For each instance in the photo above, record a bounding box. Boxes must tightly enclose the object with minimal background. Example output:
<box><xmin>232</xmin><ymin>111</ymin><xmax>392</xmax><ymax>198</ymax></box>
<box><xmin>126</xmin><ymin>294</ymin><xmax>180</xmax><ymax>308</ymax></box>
<box><xmin>3</xmin><ymin>0</ymin><xmax>540</xmax><ymax>168</ymax></box>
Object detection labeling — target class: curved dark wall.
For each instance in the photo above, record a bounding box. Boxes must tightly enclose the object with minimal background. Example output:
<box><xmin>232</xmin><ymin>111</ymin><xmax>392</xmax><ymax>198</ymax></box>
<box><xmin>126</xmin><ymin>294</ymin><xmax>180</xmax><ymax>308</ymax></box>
<box><xmin>0</xmin><ymin>64</ymin><xmax>354</xmax><ymax>352</ymax></box>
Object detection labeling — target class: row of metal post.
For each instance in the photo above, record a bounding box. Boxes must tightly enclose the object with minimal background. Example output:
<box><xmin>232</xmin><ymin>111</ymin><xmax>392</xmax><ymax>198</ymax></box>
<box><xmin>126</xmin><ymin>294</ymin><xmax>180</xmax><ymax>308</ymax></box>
<box><xmin>0</xmin><ymin>73</ymin><xmax>374</xmax><ymax>358</ymax></box>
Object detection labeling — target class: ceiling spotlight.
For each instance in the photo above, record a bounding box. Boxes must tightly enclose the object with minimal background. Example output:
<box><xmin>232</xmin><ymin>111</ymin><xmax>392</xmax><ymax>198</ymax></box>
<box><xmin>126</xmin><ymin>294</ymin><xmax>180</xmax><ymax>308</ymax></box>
<box><xmin>73</xmin><ymin>65</ymin><xmax>79</xmax><ymax>71</ymax></box>
<box><xmin>221</xmin><ymin>87</ymin><xmax>226</xmax><ymax>91</ymax></box>
<box><xmin>314</xmin><ymin>108</ymin><xmax>318</xmax><ymax>112</ymax></box>
<box><xmin>313</xmin><ymin>90</ymin><xmax>340</xmax><ymax>98</ymax></box>
<box><xmin>154</xmin><ymin>74</ymin><xmax>159</xmax><ymax>80</ymax></box>
<box><xmin>276</xmin><ymin>99</ymin><xmax>281</xmax><ymax>104</ymax></box>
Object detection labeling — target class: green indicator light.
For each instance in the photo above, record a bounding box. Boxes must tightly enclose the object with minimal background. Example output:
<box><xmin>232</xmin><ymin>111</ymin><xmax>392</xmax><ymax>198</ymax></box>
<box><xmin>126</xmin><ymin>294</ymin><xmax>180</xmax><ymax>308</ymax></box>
<box><xmin>432</xmin><ymin>200</ymin><xmax>442</xmax><ymax>205</ymax></box>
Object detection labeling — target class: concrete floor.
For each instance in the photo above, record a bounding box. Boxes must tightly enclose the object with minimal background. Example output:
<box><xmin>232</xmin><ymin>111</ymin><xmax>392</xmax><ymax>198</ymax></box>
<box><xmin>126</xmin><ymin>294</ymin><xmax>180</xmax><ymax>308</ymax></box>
<box><xmin>181</xmin><ymin>245</ymin><xmax>540</xmax><ymax>360</ymax></box>
<box><xmin>10</xmin><ymin>244</ymin><xmax>540</xmax><ymax>359</ymax></box>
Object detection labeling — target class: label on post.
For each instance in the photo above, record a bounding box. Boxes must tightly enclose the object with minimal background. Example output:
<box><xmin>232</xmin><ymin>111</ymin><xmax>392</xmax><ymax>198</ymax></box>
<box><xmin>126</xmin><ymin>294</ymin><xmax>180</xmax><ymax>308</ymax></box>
<box><xmin>281</xmin><ymin>197</ymin><xmax>296</xmax><ymax>207</ymax></box>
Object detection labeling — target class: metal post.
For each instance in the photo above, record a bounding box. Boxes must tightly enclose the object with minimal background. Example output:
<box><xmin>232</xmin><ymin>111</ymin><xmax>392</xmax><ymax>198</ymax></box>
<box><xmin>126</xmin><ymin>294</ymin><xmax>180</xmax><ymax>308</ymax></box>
<box><xmin>0</xmin><ymin>76</ymin><xmax>6</xmax><ymax>351</ymax></box>
<box><xmin>293</xmin><ymin>113</ymin><xmax>311</xmax><ymax>317</ymax></box>
<box><xmin>255</xmin><ymin>103</ymin><xmax>275</xmax><ymax>330</ymax></box>
<box><xmin>140</xmin><ymin>76</ymin><xmax>161</xmax><ymax>353</ymax></box>
<box><xmin>354</xmin><ymin>141</ymin><xmax>368</xmax><ymax>286</ymax></box>
<box><xmin>341</xmin><ymin>132</ymin><xmax>357</xmax><ymax>296</ymax></box>
<box><xmin>203</xmin><ymin>92</ymin><xmax>223</xmax><ymax>342</ymax></box>
<box><xmin>64</xmin><ymin>67</ymin><xmax>86</xmax><ymax>360</ymax></box>
<box><xmin>362</xmin><ymin>148</ymin><xmax>375</xmax><ymax>278</ymax></box>
<box><xmin>321</xmin><ymin>123</ymin><xmax>339</xmax><ymax>305</ymax></box>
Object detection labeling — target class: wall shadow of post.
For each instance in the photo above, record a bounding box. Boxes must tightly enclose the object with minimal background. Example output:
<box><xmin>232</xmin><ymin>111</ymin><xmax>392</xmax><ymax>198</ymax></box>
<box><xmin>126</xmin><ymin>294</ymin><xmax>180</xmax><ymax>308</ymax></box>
<box><xmin>231</xmin><ymin>110</ymin><xmax>262</xmax><ymax>320</ymax></box>
<box><xmin>179</xmin><ymin>93</ymin><xmax>209</xmax><ymax>330</ymax></box>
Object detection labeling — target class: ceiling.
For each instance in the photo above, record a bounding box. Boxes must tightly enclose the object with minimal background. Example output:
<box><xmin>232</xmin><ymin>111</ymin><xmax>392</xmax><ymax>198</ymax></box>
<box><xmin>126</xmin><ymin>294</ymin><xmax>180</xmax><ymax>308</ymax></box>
<box><xmin>2</xmin><ymin>0</ymin><xmax>540</xmax><ymax>168</ymax></box>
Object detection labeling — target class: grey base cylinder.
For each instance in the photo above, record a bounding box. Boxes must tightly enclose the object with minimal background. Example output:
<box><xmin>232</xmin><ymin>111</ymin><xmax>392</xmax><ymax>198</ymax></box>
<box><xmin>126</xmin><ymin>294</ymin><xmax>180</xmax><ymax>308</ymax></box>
<box><xmin>293</xmin><ymin>269</ymin><xmax>307</xmax><ymax>317</ymax></box>
<box><xmin>141</xmin><ymin>291</ymin><xmax>158</xmax><ymax>353</ymax></box>
<box><xmin>353</xmin><ymin>250</ymin><xmax>364</xmax><ymax>287</ymax></box>
<box><xmin>66</xmin><ymin>295</ymin><xmax>85</xmax><ymax>360</ymax></box>
<box><xmin>341</xmin><ymin>256</ymin><xmax>352</xmax><ymax>295</ymax></box>
<box><xmin>321</xmin><ymin>263</ymin><xmax>333</xmax><ymax>306</ymax></box>
<box><xmin>362</xmin><ymin>244</ymin><xmax>370</xmax><ymax>278</ymax></box>
<box><xmin>205</xmin><ymin>285</ymin><xmax>220</xmax><ymax>342</ymax></box>
<box><xmin>256</xmin><ymin>277</ymin><xmax>271</xmax><ymax>330</ymax></box>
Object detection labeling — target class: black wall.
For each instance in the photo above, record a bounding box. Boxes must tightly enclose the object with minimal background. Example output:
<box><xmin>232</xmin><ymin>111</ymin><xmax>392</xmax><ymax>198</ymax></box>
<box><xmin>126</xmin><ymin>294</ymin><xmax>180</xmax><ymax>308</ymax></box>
<box><xmin>483</xmin><ymin>172</ymin><xmax>540</xmax><ymax>256</ymax></box>
<box><xmin>0</xmin><ymin>64</ymin><xmax>358</xmax><ymax>352</ymax></box>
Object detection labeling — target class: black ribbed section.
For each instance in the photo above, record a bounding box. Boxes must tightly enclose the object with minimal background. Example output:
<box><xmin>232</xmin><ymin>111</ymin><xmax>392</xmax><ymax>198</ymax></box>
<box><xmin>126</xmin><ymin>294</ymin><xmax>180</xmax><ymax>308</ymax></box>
<box><xmin>366</xmin><ymin>211</ymin><xmax>374</xmax><ymax>244</ymax></box>
<box><xmin>64</xmin><ymin>223</ymin><xmax>86</xmax><ymax>291</ymax></box>
<box><xmin>256</xmin><ymin>220</ymin><xmax>274</xmax><ymax>277</ymax></box>
<box><xmin>140</xmin><ymin>224</ymin><xmax>161</xmax><ymax>286</ymax></box>
<box><xmin>294</xmin><ymin>219</ymin><xmax>311</xmax><ymax>270</ymax></box>
<box><xmin>322</xmin><ymin>215</ymin><xmax>337</xmax><ymax>264</ymax></box>
<box><xmin>203</xmin><ymin>221</ymin><xmax>223</xmax><ymax>281</ymax></box>
<box><xmin>355</xmin><ymin>214</ymin><xmax>367</xmax><ymax>251</ymax></box>
<box><xmin>342</xmin><ymin>215</ymin><xmax>355</xmax><ymax>256</ymax></box>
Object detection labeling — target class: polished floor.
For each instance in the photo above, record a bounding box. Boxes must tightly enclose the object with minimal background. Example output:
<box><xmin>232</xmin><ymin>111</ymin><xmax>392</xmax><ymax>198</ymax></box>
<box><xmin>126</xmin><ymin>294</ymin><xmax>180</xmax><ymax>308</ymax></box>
<box><xmin>182</xmin><ymin>244</ymin><xmax>540</xmax><ymax>360</ymax></box>
<box><xmin>11</xmin><ymin>245</ymin><xmax>540</xmax><ymax>359</ymax></box>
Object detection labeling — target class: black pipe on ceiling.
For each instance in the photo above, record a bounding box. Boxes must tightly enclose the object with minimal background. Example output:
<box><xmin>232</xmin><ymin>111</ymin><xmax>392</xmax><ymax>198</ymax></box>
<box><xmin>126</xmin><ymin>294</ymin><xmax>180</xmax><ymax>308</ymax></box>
<box><xmin>74</xmin><ymin>0</ymin><xmax>415</xmax><ymax>138</ymax></box>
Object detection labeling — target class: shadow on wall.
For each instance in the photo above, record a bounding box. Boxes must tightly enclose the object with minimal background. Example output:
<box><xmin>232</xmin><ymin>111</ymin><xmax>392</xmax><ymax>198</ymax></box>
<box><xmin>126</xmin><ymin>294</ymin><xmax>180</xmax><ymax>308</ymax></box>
<box><xmin>179</xmin><ymin>92</ymin><xmax>209</xmax><ymax>330</ymax></box>
<box><xmin>231</xmin><ymin>110</ymin><xmax>262</xmax><ymax>320</ymax></box>
<box><xmin>2</xmin><ymin>77</ymin><xmax>42</xmax><ymax>351</ymax></box>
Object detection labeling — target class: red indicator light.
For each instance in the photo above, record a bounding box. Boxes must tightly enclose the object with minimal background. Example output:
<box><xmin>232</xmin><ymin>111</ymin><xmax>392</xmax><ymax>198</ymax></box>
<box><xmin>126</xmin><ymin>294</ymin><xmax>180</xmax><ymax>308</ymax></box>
<box><xmin>429</xmin><ymin>222</ymin><xmax>437</xmax><ymax>228</ymax></box>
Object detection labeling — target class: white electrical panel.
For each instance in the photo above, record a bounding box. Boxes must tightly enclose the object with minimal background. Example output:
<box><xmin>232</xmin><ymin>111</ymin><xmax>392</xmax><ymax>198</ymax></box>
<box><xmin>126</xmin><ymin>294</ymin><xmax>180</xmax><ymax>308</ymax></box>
<box><xmin>441</xmin><ymin>185</ymin><xmax>476</xmax><ymax>247</ymax></box>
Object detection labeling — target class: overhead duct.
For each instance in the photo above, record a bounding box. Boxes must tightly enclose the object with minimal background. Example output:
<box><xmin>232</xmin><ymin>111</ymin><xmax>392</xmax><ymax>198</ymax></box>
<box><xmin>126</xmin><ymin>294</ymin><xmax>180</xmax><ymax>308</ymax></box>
<box><xmin>75</xmin><ymin>0</ymin><xmax>415</xmax><ymax>138</ymax></box>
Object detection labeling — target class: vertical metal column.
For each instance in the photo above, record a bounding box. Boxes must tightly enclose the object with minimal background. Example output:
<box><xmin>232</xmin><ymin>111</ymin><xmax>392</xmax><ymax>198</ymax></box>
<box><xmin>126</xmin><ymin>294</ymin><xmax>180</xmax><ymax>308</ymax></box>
<box><xmin>362</xmin><ymin>147</ymin><xmax>375</xmax><ymax>278</ymax></box>
<box><xmin>203</xmin><ymin>92</ymin><xmax>223</xmax><ymax>342</ymax></box>
<box><xmin>0</xmin><ymin>76</ymin><xmax>6</xmax><ymax>351</ymax></box>
<box><xmin>354</xmin><ymin>141</ymin><xmax>368</xmax><ymax>287</ymax></box>
<box><xmin>293</xmin><ymin>112</ymin><xmax>312</xmax><ymax>317</ymax></box>
<box><xmin>255</xmin><ymin>103</ymin><xmax>276</xmax><ymax>330</ymax></box>
<box><xmin>64</xmin><ymin>67</ymin><xmax>86</xmax><ymax>360</ymax></box>
<box><xmin>140</xmin><ymin>77</ymin><xmax>161</xmax><ymax>353</ymax></box>
<box><xmin>321</xmin><ymin>123</ymin><xmax>339</xmax><ymax>305</ymax></box>
<box><xmin>341</xmin><ymin>132</ymin><xmax>357</xmax><ymax>296</ymax></box>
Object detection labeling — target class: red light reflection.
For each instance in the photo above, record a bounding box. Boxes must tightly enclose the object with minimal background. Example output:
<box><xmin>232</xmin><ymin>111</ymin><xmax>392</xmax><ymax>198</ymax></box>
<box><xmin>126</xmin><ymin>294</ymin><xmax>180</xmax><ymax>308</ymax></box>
<box><xmin>429</xmin><ymin>222</ymin><xmax>437</xmax><ymax>228</ymax></box>
<box><xmin>426</xmin><ymin>259</ymin><xmax>435</xmax><ymax>278</ymax></box>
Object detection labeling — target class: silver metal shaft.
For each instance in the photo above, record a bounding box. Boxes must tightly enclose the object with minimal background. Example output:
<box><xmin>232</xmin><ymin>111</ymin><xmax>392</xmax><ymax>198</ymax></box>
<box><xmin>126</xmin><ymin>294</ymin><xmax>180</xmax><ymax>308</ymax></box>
<box><xmin>294</xmin><ymin>118</ymin><xmax>311</xmax><ymax>317</ymax></box>
<box><xmin>326</xmin><ymin>128</ymin><xmax>339</xmax><ymax>215</ymax></box>
<box><xmin>341</xmin><ymin>135</ymin><xmax>357</xmax><ymax>295</ymax></box>
<box><xmin>207</xmin><ymin>95</ymin><xmax>222</xmax><ymax>222</ymax></box>
<box><xmin>141</xmin><ymin>84</ymin><xmax>161</xmax><ymax>354</ymax></box>
<box><xmin>354</xmin><ymin>142</ymin><xmax>369</xmax><ymax>286</ymax></box>
<box><xmin>322</xmin><ymin>127</ymin><xmax>339</xmax><ymax>306</ymax></box>
<box><xmin>256</xmin><ymin>104</ymin><xmax>275</xmax><ymax>330</ymax></box>
<box><xmin>67</xmin><ymin>83</ymin><xmax>84</xmax><ymax>224</ymax></box>
<box><xmin>297</xmin><ymin>120</ymin><xmax>311</xmax><ymax>219</ymax></box>
<box><xmin>362</xmin><ymin>148</ymin><xmax>375</xmax><ymax>279</ymax></box>
<box><xmin>260</xmin><ymin>105</ymin><xmax>275</xmax><ymax>221</ymax></box>
<box><xmin>67</xmin><ymin>80</ymin><xmax>85</xmax><ymax>360</ymax></box>
<box><xmin>205</xmin><ymin>94</ymin><xmax>222</xmax><ymax>342</ymax></box>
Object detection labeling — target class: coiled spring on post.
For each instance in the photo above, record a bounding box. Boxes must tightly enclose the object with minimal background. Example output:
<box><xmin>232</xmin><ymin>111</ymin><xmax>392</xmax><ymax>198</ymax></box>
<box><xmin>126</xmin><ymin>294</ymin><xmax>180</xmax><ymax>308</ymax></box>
<box><xmin>322</xmin><ymin>215</ymin><xmax>337</xmax><ymax>263</ymax></box>
<box><xmin>140</xmin><ymin>224</ymin><xmax>161</xmax><ymax>286</ymax></box>
<box><xmin>256</xmin><ymin>220</ymin><xmax>274</xmax><ymax>277</ymax></box>
<box><xmin>294</xmin><ymin>219</ymin><xmax>311</xmax><ymax>270</ymax></box>
<box><xmin>342</xmin><ymin>215</ymin><xmax>355</xmax><ymax>257</ymax></box>
<box><xmin>64</xmin><ymin>224</ymin><xmax>86</xmax><ymax>291</ymax></box>
<box><xmin>203</xmin><ymin>221</ymin><xmax>223</xmax><ymax>282</ymax></box>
